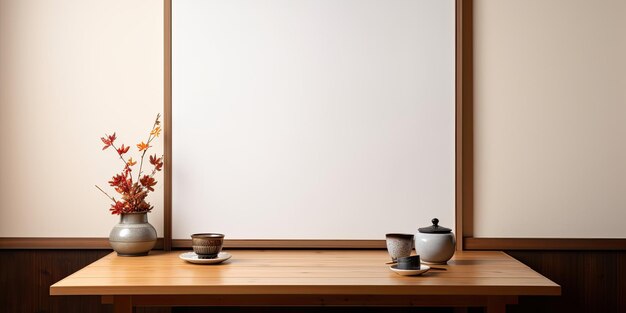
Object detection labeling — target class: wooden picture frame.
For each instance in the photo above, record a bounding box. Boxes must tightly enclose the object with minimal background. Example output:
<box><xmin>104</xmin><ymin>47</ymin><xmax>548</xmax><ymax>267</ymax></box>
<box><xmin>162</xmin><ymin>0</ymin><xmax>469</xmax><ymax>250</ymax></box>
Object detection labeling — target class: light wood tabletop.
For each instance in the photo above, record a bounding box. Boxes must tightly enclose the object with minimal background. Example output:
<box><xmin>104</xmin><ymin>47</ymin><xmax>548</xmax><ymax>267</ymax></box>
<box><xmin>50</xmin><ymin>250</ymin><xmax>560</xmax><ymax>313</ymax></box>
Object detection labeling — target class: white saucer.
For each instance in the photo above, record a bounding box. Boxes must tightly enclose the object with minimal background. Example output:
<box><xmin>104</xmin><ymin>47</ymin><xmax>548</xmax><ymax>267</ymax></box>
<box><xmin>389</xmin><ymin>264</ymin><xmax>430</xmax><ymax>276</ymax></box>
<box><xmin>179</xmin><ymin>252</ymin><xmax>232</xmax><ymax>264</ymax></box>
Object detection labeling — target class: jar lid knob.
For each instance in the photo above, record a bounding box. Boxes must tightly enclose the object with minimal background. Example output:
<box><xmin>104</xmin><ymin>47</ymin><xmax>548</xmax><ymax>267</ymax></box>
<box><xmin>418</xmin><ymin>217</ymin><xmax>452</xmax><ymax>233</ymax></box>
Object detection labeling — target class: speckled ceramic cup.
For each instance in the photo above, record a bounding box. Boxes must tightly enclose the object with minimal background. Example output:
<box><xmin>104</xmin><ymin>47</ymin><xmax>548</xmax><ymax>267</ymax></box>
<box><xmin>191</xmin><ymin>233</ymin><xmax>224</xmax><ymax>259</ymax></box>
<box><xmin>385</xmin><ymin>233</ymin><xmax>414</xmax><ymax>262</ymax></box>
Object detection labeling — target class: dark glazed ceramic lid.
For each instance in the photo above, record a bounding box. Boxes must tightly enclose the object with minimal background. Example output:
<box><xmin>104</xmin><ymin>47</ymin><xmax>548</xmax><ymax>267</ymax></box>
<box><xmin>418</xmin><ymin>218</ymin><xmax>452</xmax><ymax>233</ymax></box>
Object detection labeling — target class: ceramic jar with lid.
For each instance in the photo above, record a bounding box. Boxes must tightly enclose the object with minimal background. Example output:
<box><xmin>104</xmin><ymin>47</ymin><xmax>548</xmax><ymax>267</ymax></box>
<box><xmin>414</xmin><ymin>218</ymin><xmax>455</xmax><ymax>264</ymax></box>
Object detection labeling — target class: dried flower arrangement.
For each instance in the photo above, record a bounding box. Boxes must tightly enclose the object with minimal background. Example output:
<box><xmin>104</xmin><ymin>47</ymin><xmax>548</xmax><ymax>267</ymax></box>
<box><xmin>96</xmin><ymin>114</ymin><xmax>164</xmax><ymax>214</ymax></box>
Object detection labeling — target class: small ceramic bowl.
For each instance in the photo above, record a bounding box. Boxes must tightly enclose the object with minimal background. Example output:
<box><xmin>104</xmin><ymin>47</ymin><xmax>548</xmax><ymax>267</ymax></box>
<box><xmin>396</xmin><ymin>255</ymin><xmax>421</xmax><ymax>270</ymax></box>
<box><xmin>191</xmin><ymin>233</ymin><xmax>224</xmax><ymax>259</ymax></box>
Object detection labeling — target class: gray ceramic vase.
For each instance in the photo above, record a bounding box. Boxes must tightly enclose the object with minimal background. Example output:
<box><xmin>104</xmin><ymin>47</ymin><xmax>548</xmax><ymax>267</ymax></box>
<box><xmin>109</xmin><ymin>212</ymin><xmax>157</xmax><ymax>256</ymax></box>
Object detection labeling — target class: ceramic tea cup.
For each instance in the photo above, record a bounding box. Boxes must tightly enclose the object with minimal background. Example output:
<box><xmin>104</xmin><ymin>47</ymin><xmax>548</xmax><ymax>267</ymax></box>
<box><xmin>396</xmin><ymin>255</ymin><xmax>421</xmax><ymax>270</ymax></box>
<box><xmin>191</xmin><ymin>233</ymin><xmax>224</xmax><ymax>259</ymax></box>
<box><xmin>386</xmin><ymin>233</ymin><xmax>414</xmax><ymax>262</ymax></box>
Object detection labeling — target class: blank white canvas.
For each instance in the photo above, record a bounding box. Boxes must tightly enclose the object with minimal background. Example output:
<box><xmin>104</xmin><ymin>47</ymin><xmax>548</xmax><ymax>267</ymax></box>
<box><xmin>172</xmin><ymin>0</ymin><xmax>455</xmax><ymax>239</ymax></box>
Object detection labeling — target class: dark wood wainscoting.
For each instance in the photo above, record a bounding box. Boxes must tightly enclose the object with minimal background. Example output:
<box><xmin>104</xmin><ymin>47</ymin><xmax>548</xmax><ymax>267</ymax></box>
<box><xmin>173</xmin><ymin>308</ymin><xmax>454</xmax><ymax>313</ymax></box>
<box><xmin>505</xmin><ymin>250</ymin><xmax>626</xmax><ymax>313</ymax></box>
<box><xmin>0</xmin><ymin>250</ymin><xmax>169</xmax><ymax>313</ymax></box>
<box><xmin>1</xmin><ymin>249</ymin><xmax>625</xmax><ymax>313</ymax></box>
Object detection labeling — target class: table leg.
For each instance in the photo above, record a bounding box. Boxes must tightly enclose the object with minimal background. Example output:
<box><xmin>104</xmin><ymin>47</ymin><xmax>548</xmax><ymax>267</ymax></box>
<box><xmin>486</xmin><ymin>302</ymin><xmax>505</xmax><ymax>313</ymax></box>
<box><xmin>486</xmin><ymin>296</ymin><xmax>517</xmax><ymax>313</ymax></box>
<box><xmin>113</xmin><ymin>295</ymin><xmax>133</xmax><ymax>313</ymax></box>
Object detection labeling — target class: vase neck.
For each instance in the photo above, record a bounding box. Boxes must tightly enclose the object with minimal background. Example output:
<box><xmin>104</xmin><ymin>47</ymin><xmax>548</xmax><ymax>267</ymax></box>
<box><xmin>120</xmin><ymin>213</ymin><xmax>148</xmax><ymax>224</ymax></box>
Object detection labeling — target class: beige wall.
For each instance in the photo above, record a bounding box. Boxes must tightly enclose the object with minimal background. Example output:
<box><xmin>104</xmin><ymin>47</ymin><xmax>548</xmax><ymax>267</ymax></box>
<box><xmin>3</xmin><ymin>0</ymin><xmax>624</xmax><ymax>239</ymax></box>
<box><xmin>0</xmin><ymin>0</ymin><xmax>163</xmax><ymax>237</ymax></box>
<box><xmin>473</xmin><ymin>0</ymin><xmax>626</xmax><ymax>237</ymax></box>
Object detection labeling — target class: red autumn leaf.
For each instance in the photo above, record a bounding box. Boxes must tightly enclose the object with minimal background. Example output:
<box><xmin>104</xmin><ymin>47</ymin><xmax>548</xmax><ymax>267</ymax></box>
<box><xmin>108</xmin><ymin>133</ymin><xmax>116</xmax><ymax>143</ymax></box>
<box><xmin>109</xmin><ymin>201</ymin><xmax>125</xmax><ymax>214</ymax></box>
<box><xmin>149</xmin><ymin>154</ymin><xmax>163</xmax><ymax>171</ymax></box>
<box><xmin>109</xmin><ymin>172</ymin><xmax>132</xmax><ymax>194</ymax></box>
<box><xmin>100</xmin><ymin>132</ymin><xmax>117</xmax><ymax>150</ymax></box>
<box><xmin>100</xmin><ymin>137</ymin><xmax>111</xmax><ymax>150</ymax></box>
<box><xmin>140</xmin><ymin>175</ymin><xmax>157</xmax><ymax>192</ymax></box>
<box><xmin>116</xmin><ymin>144</ymin><xmax>130</xmax><ymax>155</ymax></box>
<box><xmin>108</xmin><ymin>173</ymin><xmax>126</xmax><ymax>187</ymax></box>
<box><xmin>149</xmin><ymin>154</ymin><xmax>158</xmax><ymax>165</ymax></box>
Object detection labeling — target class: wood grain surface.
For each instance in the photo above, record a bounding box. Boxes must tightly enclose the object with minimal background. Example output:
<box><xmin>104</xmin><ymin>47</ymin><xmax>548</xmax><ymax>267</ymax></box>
<box><xmin>50</xmin><ymin>250</ymin><xmax>559</xmax><ymax>297</ymax></box>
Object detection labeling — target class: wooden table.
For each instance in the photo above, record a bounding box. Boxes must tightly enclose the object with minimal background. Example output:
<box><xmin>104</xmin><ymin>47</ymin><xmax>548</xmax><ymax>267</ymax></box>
<box><xmin>50</xmin><ymin>250</ymin><xmax>560</xmax><ymax>313</ymax></box>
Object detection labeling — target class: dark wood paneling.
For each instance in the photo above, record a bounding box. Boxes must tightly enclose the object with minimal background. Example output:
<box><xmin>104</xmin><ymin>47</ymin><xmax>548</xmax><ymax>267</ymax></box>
<box><xmin>172</xmin><ymin>307</ymin><xmax>455</xmax><ymax>313</ymax></box>
<box><xmin>505</xmin><ymin>250</ymin><xmax>626</xmax><ymax>313</ymax></box>
<box><xmin>465</xmin><ymin>238</ymin><xmax>626</xmax><ymax>250</ymax></box>
<box><xmin>0</xmin><ymin>250</ymin><xmax>169</xmax><ymax>313</ymax></box>
<box><xmin>0</xmin><ymin>249</ymin><xmax>111</xmax><ymax>313</ymax></box>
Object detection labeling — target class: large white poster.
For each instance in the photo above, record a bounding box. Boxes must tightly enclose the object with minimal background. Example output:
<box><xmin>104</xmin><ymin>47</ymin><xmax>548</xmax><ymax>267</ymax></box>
<box><xmin>172</xmin><ymin>0</ymin><xmax>455</xmax><ymax>239</ymax></box>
